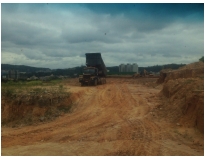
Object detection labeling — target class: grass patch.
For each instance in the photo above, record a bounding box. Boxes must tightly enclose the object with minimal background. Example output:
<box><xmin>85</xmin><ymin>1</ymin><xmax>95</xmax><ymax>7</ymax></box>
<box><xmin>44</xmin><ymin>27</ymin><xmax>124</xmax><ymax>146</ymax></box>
<box><xmin>26</xmin><ymin>80</ymin><xmax>43</xmax><ymax>86</ymax></box>
<box><xmin>1</xmin><ymin>79</ymin><xmax>73</xmax><ymax>126</ymax></box>
<box><xmin>2</xmin><ymin>88</ymin><xmax>15</xmax><ymax>97</ymax></box>
<box><xmin>1</xmin><ymin>79</ymin><xmax>71</xmax><ymax>106</ymax></box>
<box><xmin>1</xmin><ymin>79</ymin><xmax>64</xmax><ymax>88</ymax></box>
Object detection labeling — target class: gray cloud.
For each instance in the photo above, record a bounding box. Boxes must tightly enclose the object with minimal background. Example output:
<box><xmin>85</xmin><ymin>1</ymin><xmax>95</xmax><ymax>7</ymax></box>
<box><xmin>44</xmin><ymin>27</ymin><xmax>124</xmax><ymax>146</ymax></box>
<box><xmin>1</xmin><ymin>3</ymin><xmax>204</xmax><ymax>69</ymax></box>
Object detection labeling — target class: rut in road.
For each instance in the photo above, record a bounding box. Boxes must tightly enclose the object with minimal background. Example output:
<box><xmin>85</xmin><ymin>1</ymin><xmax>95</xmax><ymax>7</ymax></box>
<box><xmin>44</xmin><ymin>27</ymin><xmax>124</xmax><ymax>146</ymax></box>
<box><xmin>2</xmin><ymin>79</ymin><xmax>203</xmax><ymax>156</ymax></box>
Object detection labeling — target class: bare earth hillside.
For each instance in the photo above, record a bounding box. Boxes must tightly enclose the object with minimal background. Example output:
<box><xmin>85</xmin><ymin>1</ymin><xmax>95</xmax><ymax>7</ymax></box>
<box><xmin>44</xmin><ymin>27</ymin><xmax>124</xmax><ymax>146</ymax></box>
<box><xmin>1</xmin><ymin>62</ymin><xmax>204</xmax><ymax>156</ymax></box>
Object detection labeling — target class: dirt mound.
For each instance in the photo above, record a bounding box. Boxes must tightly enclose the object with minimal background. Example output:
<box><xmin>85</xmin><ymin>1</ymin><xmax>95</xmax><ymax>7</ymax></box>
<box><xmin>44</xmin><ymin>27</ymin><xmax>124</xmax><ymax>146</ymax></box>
<box><xmin>156</xmin><ymin>61</ymin><xmax>204</xmax><ymax>133</ymax></box>
<box><xmin>1</xmin><ymin>88</ymin><xmax>73</xmax><ymax>127</ymax></box>
<box><xmin>157</xmin><ymin>61</ymin><xmax>204</xmax><ymax>84</ymax></box>
<box><xmin>179</xmin><ymin>61</ymin><xmax>204</xmax><ymax>70</ymax></box>
<box><xmin>156</xmin><ymin>69</ymin><xmax>172</xmax><ymax>84</ymax></box>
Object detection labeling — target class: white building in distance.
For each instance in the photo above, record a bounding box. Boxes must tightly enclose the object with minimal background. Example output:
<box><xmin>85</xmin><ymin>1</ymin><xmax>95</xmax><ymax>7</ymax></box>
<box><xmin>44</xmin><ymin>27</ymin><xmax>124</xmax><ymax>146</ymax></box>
<box><xmin>119</xmin><ymin>63</ymin><xmax>138</xmax><ymax>73</ymax></box>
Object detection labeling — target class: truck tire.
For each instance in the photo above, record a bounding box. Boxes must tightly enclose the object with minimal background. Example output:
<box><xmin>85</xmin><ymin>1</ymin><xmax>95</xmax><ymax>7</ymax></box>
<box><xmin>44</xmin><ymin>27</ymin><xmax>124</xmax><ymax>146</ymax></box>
<box><xmin>94</xmin><ymin>79</ymin><xmax>97</xmax><ymax>86</ymax></box>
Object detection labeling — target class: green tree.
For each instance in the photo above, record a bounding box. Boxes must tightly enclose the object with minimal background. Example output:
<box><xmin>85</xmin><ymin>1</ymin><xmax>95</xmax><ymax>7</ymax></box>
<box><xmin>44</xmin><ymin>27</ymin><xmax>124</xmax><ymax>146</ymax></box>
<box><xmin>199</xmin><ymin>56</ymin><xmax>204</xmax><ymax>62</ymax></box>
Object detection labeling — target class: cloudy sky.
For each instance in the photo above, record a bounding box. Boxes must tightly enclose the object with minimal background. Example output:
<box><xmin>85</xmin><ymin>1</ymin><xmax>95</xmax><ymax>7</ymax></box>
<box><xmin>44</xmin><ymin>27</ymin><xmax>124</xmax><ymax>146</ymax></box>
<box><xmin>1</xmin><ymin>3</ymin><xmax>204</xmax><ymax>69</ymax></box>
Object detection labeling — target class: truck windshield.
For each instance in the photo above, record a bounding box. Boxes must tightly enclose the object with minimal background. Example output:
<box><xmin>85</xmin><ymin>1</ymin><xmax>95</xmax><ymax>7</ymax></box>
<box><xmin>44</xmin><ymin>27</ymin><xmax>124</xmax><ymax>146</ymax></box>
<box><xmin>83</xmin><ymin>69</ymin><xmax>95</xmax><ymax>74</ymax></box>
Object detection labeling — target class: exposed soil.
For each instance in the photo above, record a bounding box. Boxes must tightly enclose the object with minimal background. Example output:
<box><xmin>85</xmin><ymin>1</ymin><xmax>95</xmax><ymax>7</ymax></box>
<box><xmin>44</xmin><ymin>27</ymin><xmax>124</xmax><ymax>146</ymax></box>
<box><xmin>1</xmin><ymin>62</ymin><xmax>204</xmax><ymax>156</ymax></box>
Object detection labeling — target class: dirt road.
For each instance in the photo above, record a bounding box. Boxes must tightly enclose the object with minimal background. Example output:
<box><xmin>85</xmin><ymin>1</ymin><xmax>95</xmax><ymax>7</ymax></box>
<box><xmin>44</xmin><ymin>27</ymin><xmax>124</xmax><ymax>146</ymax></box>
<box><xmin>1</xmin><ymin>78</ymin><xmax>204</xmax><ymax>156</ymax></box>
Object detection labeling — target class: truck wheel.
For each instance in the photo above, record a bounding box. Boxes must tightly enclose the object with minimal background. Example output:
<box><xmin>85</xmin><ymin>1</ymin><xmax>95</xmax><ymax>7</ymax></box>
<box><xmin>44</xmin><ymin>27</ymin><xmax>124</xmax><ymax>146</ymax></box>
<box><xmin>94</xmin><ymin>79</ymin><xmax>97</xmax><ymax>86</ymax></box>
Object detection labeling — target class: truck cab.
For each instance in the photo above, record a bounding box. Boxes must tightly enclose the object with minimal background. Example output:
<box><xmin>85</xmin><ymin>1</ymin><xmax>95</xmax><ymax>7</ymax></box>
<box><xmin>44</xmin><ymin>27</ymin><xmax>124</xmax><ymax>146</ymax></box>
<box><xmin>79</xmin><ymin>67</ymin><xmax>99</xmax><ymax>86</ymax></box>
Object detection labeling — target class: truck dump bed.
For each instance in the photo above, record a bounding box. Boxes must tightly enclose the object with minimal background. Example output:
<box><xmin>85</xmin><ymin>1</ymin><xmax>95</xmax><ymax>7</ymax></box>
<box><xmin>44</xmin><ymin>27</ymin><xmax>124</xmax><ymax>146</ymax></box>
<box><xmin>85</xmin><ymin>53</ymin><xmax>107</xmax><ymax>77</ymax></box>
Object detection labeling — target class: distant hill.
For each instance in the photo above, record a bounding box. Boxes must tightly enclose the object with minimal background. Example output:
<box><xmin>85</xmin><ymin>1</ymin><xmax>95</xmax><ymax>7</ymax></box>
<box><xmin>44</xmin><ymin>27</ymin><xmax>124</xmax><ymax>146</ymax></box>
<box><xmin>1</xmin><ymin>63</ymin><xmax>186</xmax><ymax>77</ymax></box>
<box><xmin>1</xmin><ymin>64</ymin><xmax>51</xmax><ymax>73</ymax></box>
<box><xmin>139</xmin><ymin>63</ymin><xmax>186</xmax><ymax>73</ymax></box>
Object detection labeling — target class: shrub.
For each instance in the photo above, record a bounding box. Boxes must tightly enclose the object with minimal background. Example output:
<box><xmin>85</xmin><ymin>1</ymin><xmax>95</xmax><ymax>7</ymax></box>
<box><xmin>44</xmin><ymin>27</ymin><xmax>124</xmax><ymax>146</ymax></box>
<box><xmin>2</xmin><ymin>88</ymin><xmax>15</xmax><ymax>97</ymax></box>
<box><xmin>199</xmin><ymin>56</ymin><xmax>204</xmax><ymax>62</ymax></box>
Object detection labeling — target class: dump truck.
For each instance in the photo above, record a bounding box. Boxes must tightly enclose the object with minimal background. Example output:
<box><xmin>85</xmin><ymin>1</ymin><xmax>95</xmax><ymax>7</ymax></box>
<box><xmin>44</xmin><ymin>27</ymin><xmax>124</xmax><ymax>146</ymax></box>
<box><xmin>79</xmin><ymin>53</ymin><xmax>107</xmax><ymax>86</ymax></box>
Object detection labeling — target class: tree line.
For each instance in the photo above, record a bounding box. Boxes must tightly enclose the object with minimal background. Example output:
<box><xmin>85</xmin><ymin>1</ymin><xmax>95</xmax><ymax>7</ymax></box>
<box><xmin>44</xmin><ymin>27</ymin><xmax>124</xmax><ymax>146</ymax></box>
<box><xmin>2</xmin><ymin>63</ymin><xmax>186</xmax><ymax>78</ymax></box>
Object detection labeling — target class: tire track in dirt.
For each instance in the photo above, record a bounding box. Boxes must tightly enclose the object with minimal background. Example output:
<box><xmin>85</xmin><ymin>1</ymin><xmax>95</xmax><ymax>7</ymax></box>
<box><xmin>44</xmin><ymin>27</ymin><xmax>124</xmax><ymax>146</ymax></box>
<box><xmin>1</xmin><ymin>78</ymin><xmax>204</xmax><ymax>156</ymax></box>
<box><xmin>97</xmin><ymin>80</ymin><xmax>157</xmax><ymax>155</ymax></box>
<box><xmin>101</xmin><ymin>80</ymin><xmax>163</xmax><ymax>155</ymax></box>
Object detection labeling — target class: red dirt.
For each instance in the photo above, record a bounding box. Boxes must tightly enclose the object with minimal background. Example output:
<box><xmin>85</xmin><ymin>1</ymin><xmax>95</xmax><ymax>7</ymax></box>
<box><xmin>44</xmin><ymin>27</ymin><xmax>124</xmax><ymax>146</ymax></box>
<box><xmin>1</xmin><ymin>62</ymin><xmax>204</xmax><ymax>156</ymax></box>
